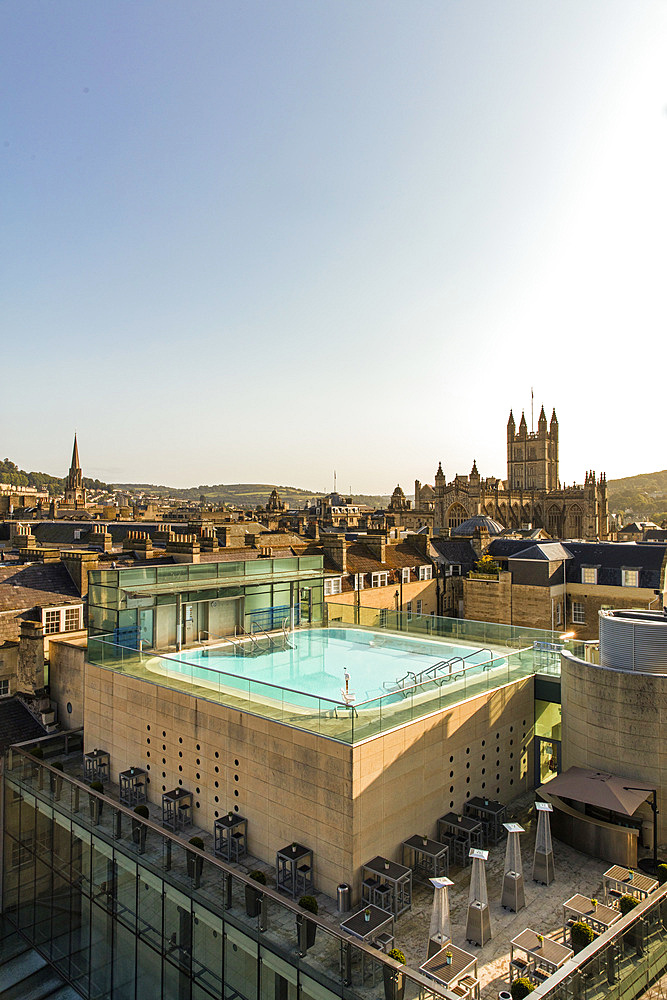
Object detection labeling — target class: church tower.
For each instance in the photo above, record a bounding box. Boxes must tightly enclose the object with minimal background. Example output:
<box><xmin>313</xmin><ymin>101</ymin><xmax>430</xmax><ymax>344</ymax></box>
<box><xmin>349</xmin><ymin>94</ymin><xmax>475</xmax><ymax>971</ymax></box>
<box><xmin>507</xmin><ymin>405</ymin><xmax>559</xmax><ymax>490</ymax></box>
<box><xmin>63</xmin><ymin>434</ymin><xmax>87</xmax><ymax>508</ymax></box>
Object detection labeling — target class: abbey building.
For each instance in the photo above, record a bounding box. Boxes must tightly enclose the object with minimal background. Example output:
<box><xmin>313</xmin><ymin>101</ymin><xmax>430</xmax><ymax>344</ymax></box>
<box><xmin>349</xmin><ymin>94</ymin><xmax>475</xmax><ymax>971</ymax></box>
<box><xmin>394</xmin><ymin>406</ymin><xmax>608</xmax><ymax>540</ymax></box>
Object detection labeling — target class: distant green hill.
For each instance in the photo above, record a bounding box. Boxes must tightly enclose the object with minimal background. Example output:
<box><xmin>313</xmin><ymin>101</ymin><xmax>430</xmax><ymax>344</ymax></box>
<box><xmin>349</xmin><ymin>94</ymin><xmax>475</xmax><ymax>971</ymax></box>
<box><xmin>607</xmin><ymin>470</ymin><xmax>667</xmax><ymax>522</ymax></box>
<box><xmin>111</xmin><ymin>481</ymin><xmax>390</xmax><ymax>509</ymax></box>
<box><xmin>0</xmin><ymin>458</ymin><xmax>106</xmax><ymax>496</ymax></box>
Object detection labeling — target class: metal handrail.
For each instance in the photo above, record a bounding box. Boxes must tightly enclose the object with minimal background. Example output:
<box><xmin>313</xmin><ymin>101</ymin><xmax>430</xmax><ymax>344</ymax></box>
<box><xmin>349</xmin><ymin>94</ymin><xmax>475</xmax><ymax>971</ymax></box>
<box><xmin>282</xmin><ymin>617</ymin><xmax>294</xmax><ymax>649</ymax></box>
<box><xmin>198</xmin><ymin>629</ymin><xmax>247</xmax><ymax>656</ymax></box>
<box><xmin>235</xmin><ymin>625</ymin><xmax>259</xmax><ymax>656</ymax></box>
<box><xmin>250</xmin><ymin>622</ymin><xmax>274</xmax><ymax>652</ymax></box>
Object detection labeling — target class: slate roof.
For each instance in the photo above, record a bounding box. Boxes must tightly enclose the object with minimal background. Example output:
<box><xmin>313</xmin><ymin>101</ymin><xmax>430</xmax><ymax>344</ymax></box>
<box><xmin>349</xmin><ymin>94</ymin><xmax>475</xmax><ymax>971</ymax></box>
<box><xmin>487</xmin><ymin>538</ymin><xmax>540</xmax><ymax>559</ymax></box>
<box><xmin>645</xmin><ymin>529</ymin><xmax>667</xmax><ymax>543</ymax></box>
<box><xmin>564</xmin><ymin>541</ymin><xmax>667</xmax><ymax>589</ymax></box>
<box><xmin>489</xmin><ymin>538</ymin><xmax>667</xmax><ymax>590</ymax></box>
<box><xmin>0</xmin><ymin>563</ymin><xmax>81</xmax><ymax>643</ymax></box>
<box><xmin>429</xmin><ymin>538</ymin><xmax>478</xmax><ymax>568</ymax></box>
<box><xmin>0</xmin><ymin>697</ymin><xmax>48</xmax><ymax>754</ymax></box>
<box><xmin>0</xmin><ymin>563</ymin><xmax>80</xmax><ymax>611</ymax></box>
<box><xmin>508</xmin><ymin>542</ymin><xmax>572</xmax><ymax>562</ymax></box>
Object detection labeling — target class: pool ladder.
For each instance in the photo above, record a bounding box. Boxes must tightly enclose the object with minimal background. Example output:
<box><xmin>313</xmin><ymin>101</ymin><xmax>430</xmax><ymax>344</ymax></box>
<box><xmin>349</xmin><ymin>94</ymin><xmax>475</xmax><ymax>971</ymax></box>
<box><xmin>383</xmin><ymin>648</ymin><xmax>494</xmax><ymax>695</ymax></box>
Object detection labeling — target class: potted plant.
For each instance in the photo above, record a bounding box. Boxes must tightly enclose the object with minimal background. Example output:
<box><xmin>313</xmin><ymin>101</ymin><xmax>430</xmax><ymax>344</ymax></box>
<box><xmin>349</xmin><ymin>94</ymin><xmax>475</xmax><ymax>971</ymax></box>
<box><xmin>510</xmin><ymin>979</ymin><xmax>535</xmax><ymax>999</ymax></box>
<box><xmin>364</xmin><ymin>906</ymin><xmax>372</xmax><ymax>922</ymax></box>
<box><xmin>445</xmin><ymin>948</ymin><xmax>453</xmax><ymax>965</ymax></box>
<box><xmin>89</xmin><ymin>780</ymin><xmax>104</xmax><ymax>824</ymax></box>
<box><xmin>297</xmin><ymin>895</ymin><xmax>318</xmax><ymax>952</ymax></box>
<box><xmin>422</xmin><ymin>834</ymin><xmax>428</xmax><ymax>846</ymax></box>
<box><xmin>187</xmin><ymin>836</ymin><xmax>205</xmax><ymax>887</ymax></box>
<box><xmin>51</xmin><ymin>761</ymin><xmax>64</xmax><ymax>800</ymax></box>
<box><xmin>536</xmin><ymin>933</ymin><xmax>543</xmax><ymax>945</ymax></box>
<box><xmin>245</xmin><ymin>870</ymin><xmax>266</xmax><ymax>918</ymax></box>
<box><xmin>570</xmin><ymin>920</ymin><xmax>595</xmax><ymax>954</ymax></box>
<box><xmin>619</xmin><ymin>894</ymin><xmax>640</xmax><ymax>916</ymax></box>
<box><xmin>619</xmin><ymin>895</ymin><xmax>643</xmax><ymax>955</ymax></box>
<box><xmin>383</xmin><ymin>948</ymin><xmax>406</xmax><ymax>1000</ymax></box>
<box><xmin>132</xmin><ymin>804</ymin><xmax>149</xmax><ymax>853</ymax></box>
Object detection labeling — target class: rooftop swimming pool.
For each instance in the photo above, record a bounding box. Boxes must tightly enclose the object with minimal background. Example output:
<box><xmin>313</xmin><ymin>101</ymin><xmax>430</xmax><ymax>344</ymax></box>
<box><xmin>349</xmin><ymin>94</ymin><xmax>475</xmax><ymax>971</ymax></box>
<box><xmin>160</xmin><ymin>627</ymin><xmax>508</xmax><ymax>708</ymax></box>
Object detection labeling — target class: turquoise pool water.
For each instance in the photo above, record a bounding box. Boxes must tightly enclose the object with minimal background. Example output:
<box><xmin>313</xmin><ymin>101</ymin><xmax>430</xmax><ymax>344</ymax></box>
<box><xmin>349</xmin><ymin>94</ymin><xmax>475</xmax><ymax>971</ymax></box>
<box><xmin>163</xmin><ymin>627</ymin><xmax>506</xmax><ymax>707</ymax></box>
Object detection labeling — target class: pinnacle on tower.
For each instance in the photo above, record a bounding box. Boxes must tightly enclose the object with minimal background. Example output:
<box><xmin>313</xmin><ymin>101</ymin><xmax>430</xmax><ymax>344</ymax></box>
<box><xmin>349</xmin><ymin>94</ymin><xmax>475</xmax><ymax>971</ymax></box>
<box><xmin>518</xmin><ymin>411</ymin><xmax>528</xmax><ymax>437</ymax></box>
<box><xmin>538</xmin><ymin>404</ymin><xmax>547</xmax><ymax>426</ymax></box>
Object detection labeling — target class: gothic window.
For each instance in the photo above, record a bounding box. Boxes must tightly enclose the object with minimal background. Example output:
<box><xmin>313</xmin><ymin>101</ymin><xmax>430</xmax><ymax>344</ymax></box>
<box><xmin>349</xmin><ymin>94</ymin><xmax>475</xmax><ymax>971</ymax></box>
<box><xmin>547</xmin><ymin>506</ymin><xmax>560</xmax><ymax>535</ymax></box>
<box><xmin>568</xmin><ymin>505</ymin><xmax>583</xmax><ymax>537</ymax></box>
<box><xmin>447</xmin><ymin>504</ymin><xmax>467</xmax><ymax>529</ymax></box>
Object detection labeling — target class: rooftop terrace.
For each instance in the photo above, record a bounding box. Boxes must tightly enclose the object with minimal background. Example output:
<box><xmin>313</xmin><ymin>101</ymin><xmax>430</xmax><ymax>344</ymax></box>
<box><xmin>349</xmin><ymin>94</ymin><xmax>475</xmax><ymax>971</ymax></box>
<box><xmin>6</xmin><ymin>737</ymin><xmax>666</xmax><ymax>1000</ymax></box>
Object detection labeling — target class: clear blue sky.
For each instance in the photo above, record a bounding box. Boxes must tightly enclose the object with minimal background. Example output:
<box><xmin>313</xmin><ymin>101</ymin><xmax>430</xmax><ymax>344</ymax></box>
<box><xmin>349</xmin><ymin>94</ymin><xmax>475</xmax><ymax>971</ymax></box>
<box><xmin>3</xmin><ymin>2</ymin><xmax>666</xmax><ymax>492</ymax></box>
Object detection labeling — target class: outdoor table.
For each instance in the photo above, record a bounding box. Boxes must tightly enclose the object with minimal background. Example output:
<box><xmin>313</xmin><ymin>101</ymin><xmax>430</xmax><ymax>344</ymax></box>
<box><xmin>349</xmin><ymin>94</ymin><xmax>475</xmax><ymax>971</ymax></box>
<box><xmin>84</xmin><ymin>749</ymin><xmax>110</xmax><ymax>784</ymax></box>
<box><xmin>603</xmin><ymin>865</ymin><xmax>658</xmax><ymax>905</ymax></box>
<box><xmin>119</xmin><ymin>766</ymin><xmax>147</xmax><ymax>806</ymax></box>
<box><xmin>437</xmin><ymin>813</ymin><xmax>483</xmax><ymax>866</ymax></box>
<box><xmin>361</xmin><ymin>856</ymin><xmax>412</xmax><ymax>917</ymax></box>
<box><xmin>213</xmin><ymin>813</ymin><xmax>247</xmax><ymax>862</ymax></box>
<box><xmin>340</xmin><ymin>905</ymin><xmax>395</xmax><ymax>985</ymax></box>
<box><xmin>562</xmin><ymin>894</ymin><xmax>621</xmax><ymax>937</ymax></box>
<box><xmin>401</xmin><ymin>835</ymin><xmax>449</xmax><ymax>880</ymax></box>
<box><xmin>420</xmin><ymin>943</ymin><xmax>479</xmax><ymax>999</ymax></box>
<box><xmin>162</xmin><ymin>788</ymin><xmax>192</xmax><ymax>831</ymax></box>
<box><xmin>510</xmin><ymin>928</ymin><xmax>573</xmax><ymax>983</ymax></box>
<box><xmin>464</xmin><ymin>796</ymin><xmax>507</xmax><ymax>846</ymax></box>
<box><xmin>276</xmin><ymin>843</ymin><xmax>313</xmax><ymax>898</ymax></box>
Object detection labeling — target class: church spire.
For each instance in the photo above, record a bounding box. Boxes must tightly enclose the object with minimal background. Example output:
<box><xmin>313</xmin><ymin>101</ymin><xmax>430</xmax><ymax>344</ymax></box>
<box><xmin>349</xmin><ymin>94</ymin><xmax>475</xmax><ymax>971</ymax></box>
<box><xmin>71</xmin><ymin>433</ymin><xmax>80</xmax><ymax>473</ymax></box>
<box><xmin>66</xmin><ymin>433</ymin><xmax>83</xmax><ymax>494</ymax></box>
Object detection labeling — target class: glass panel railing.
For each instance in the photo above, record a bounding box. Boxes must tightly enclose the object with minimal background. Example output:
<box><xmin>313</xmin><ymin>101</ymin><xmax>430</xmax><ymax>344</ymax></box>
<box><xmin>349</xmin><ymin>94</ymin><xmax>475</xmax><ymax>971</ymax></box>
<box><xmin>3</xmin><ymin>747</ymin><xmax>454</xmax><ymax>1000</ymax></box>
<box><xmin>325</xmin><ymin>604</ymin><xmax>572</xmax><ymax>653</ymax></box>
<box><xmin>85</xmin><ymin>622</ymin><xmax>561</xmax><ymax>745</ymax></box>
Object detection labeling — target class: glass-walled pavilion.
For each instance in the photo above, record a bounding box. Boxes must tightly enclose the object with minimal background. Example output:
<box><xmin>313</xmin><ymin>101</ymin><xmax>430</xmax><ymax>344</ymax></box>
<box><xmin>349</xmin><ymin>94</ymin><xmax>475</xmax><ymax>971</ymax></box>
<box><xmin>88</xmin><ymin>556</ymin><xmax>325</xmax><ymax>651</ymax></box>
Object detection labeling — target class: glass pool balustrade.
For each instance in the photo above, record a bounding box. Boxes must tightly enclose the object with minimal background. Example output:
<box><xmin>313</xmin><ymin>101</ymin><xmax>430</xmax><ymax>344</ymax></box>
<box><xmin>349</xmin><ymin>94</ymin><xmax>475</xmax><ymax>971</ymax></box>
<box><xmin>86</xmin><ymin>635</ymin><xmax>541</xmax><ymax>744</ymax></box>
<box><xmin>325</xmin><ymin>605</ymin><xmax>584</xmax><ymax>662</ymax></box>
<box><xmin>3</xmin><ymin>745</ymin><xmax>451</xmax><ymax>1000</ymax></box>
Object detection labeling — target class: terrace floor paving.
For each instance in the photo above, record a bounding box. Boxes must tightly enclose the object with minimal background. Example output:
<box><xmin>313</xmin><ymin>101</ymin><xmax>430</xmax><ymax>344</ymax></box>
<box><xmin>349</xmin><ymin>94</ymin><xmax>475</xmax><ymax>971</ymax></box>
<box><xmin>52</xmin><ymin>750</ymin><xmax>642</xmax><ymax>999</ymax></box>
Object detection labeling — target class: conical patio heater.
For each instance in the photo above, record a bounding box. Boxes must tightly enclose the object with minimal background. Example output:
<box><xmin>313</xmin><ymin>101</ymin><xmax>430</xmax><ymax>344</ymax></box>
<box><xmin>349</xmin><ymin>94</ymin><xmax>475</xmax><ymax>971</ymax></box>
<box><xmin>532</xmin><ymin>801</ymin><xmax>554</xmax><ymax>885</ymax></box>
<box><xmin>501</xmin><ymin>822</ymin><xmax>525</xmax><ymax>911</ymax></box>
<box><xmin>427</xmin><ymin>876</ymin><xmax>454</xmax><ymax>958</ymax></box>
<box><xmin>465</xmin><ymin>848</ymin><xmax>491</xmax><ymax>947</ymax></box>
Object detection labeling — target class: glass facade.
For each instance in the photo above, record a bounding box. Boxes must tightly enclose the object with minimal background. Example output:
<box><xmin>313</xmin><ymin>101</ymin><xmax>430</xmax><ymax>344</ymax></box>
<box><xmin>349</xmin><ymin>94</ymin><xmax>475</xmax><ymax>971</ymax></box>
<box><xmin>88</xmin><ymin>557</ymin><xmax>325</xmax><ymax>650</ymax></box>
<box><xmin>3</xmin><ymin>745</ymin><xmax>441</xmax><ymax>1000</ymax></box>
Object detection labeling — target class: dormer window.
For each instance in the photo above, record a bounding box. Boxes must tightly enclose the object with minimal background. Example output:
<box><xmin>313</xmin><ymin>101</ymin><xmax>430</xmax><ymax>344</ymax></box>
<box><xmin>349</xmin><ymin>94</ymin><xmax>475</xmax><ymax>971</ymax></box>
<box><xmin>324</xmin><ymin>577</ymin><xmax>342</xmax><ymax>596</ymax></box>
<box><xmin>581</xmin><ymin>567</ymin><xmax>597</xmax><ymax>585</ymax></box>
<box><xmin>401</xmin><ymin>567</ymin><xmax>410</xmax><ymax>584</ymax></box>
<box><xmin>419</xmin><ymin>565</ymin><xmax>432</xmax><ymax>581</ymax></box>
<box><xmin>622</xmin><ymin>569</ymin><xmax>639</xmax><ymax>588</ymax></box>
<box><xmin>354</xmin><ymin>573</ymin><xmax>364</xmax><ymax>591</ymax></box>
<box><xmin>371</xmin><ymin>572</ymin><xmax>388</xmax><ymax>588</ymax></box>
